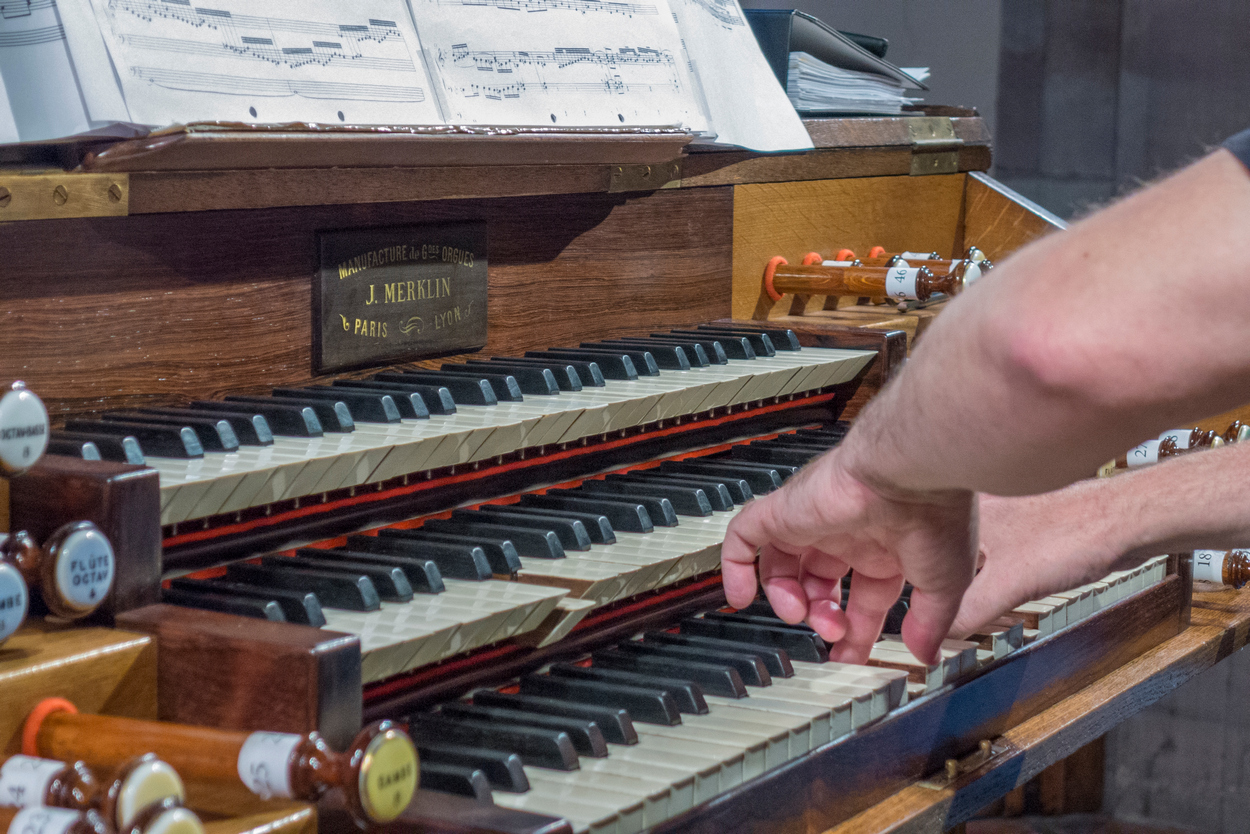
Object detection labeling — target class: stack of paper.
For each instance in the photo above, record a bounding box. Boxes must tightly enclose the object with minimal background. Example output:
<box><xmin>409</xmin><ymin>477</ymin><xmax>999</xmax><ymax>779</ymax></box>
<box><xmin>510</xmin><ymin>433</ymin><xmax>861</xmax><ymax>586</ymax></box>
<box><xmin>786</xmin><ymin>51</ymin><xmax>922</xmax><ymax>115</ymax></box>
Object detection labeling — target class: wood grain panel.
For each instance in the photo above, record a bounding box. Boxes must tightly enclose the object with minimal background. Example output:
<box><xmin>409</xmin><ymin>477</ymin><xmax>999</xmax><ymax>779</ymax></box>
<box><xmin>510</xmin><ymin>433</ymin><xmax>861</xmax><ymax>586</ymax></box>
<box><xmin>0</xmin><ymin>187</ymin><xmax>732</xmax><ymax>419</ymax></box>
<box><xmin>960</xmin><ymin>171</ymin><xmax>1066</xmax><ymax>263</ymax></box>
<box><xmin>731</xmin><ymin>175</ymin><xmax>967</xmax><ymax>320</ymax></box>
<box><xmin>115</xmin><ymin>604</ymin><xmax>362</xmax><ymax>750</ymax></box>
<box><xmin>0</xmin><ymin>622</ymin><xmax>156</xmax><ymax>753</ymax></box>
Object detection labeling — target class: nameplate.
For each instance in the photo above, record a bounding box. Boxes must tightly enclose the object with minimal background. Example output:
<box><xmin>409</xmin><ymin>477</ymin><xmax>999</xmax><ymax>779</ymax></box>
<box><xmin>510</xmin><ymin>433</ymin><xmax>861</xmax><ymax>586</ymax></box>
<box><xmin>315</xmin><ymin>223</ymin><xmax>488</xmax><ymax>373</ymax></box>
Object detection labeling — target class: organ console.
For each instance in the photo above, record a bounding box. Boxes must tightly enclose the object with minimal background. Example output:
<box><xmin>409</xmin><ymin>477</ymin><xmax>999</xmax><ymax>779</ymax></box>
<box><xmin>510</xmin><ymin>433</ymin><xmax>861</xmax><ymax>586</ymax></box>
<box><xmin>0</xmin><ymin>112</ymin><xmax>1237</xmax><ymax>834</ymax></box>
<box><xmin>2</xmin><ymin>524</ymin><xmax>115</xmax><ymax>621</ymax></box>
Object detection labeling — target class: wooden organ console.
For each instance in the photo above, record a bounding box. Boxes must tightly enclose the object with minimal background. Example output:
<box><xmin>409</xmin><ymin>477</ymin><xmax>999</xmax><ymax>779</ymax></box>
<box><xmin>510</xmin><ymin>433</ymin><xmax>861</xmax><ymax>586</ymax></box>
<box><xmin>0</xmin><ymin>113</ymin><xmax>1241</xmax><ymax>834</ymax></box>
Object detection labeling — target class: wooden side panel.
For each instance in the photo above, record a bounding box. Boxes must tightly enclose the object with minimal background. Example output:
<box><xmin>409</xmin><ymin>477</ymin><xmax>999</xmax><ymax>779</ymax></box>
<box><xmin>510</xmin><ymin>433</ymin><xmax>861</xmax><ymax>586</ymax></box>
<box><xmin>0</xmin><ymin>187</ymin><xmax>733</xmax><ymax>420</ymax></box>
<box><xmin>0</xmin><ymin>622</ymin><xmax>157</xmax><ymax>753</ymax></box>
<box><xmin>731</xmin><ymin>175</ymin><xmax>967</xmax><ymax>320</ymax></box>
<box><xmin>8</xmin><ymin>455</ymin><xmax>161</xmax><ymax>620</ymax></box>
<box><xmin>960</xmin><ymin>172</ymin><xmax>1066</xmax><ymax>263</ymax></box>
<box><xmin>114</xmin><ymin>605</ymin><xmax>363</xmax><ymax>749</ymax></box>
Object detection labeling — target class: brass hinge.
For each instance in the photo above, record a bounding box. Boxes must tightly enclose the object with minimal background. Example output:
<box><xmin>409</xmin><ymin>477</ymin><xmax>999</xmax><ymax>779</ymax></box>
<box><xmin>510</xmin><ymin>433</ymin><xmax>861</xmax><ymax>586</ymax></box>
<box><xmin>917</xmin><ymin>739</ymin><xmax>1012</xmax><ymax>790</ymax></box>
<box><xmin>609</xmin><ymin>161</ymin><xmax>682</xmax><ymax>193</ymax></box>
<box><xmin>0</xmin><ymin>172</ymin><xmax>129</xmax><ymax>221</ymax></box>
<box><xmin>908</xmin><ymin>117</ymin><xmax>963</xmax><ymax>176</ymax></box>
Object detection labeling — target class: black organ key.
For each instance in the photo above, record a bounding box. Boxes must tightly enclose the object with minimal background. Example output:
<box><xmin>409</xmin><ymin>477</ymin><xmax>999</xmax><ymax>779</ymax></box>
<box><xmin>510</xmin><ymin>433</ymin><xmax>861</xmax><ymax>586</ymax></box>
<box><xmin>273</xmin><ymin>387</ymin><xmax>401</xmax><ymax>423</ymax></box>
<box><xmin>797</xmin><ymin>424</ymin><xmax>851</xmax><ymax>442</ymax></box>
<box><xmin>382</xmin><ymin>371</ymin><xmax>509</xmax><ymax>405</ymax></box>
<box><xmin>329</xmin><ymin>381</ymin><xmax>431</xmax><ymax>419</ymax></box>
<box><xmin>261</xmin><ymin>554</ymin><xmax>413</xmax><ymax>603</ymax></box>
<box><xmin>548</xmin><ymin>487</ymin><xmax>677</xmax><ymax>527</ymax></box>
<box><xmin>710</xmin><ymin>457</ymin><xmax>800</xmax><ymax>482</ymax></box>
<box><xmin>681</xmin><ymin>616</ymin><xmax>828</xmax><ymax>663</ymax></box>
<box><xmin>344</xmin><ymin>534</ymin><xmax>494</xmax><ymax>581</ymax></box>
<box><xmin>764</xmin><ymin>436</ymin><xmax>837</xmax><ymax>453</ymax></box>
<box><xmin>883</xmin><ymin>597</ymin><xmax>909</xmax><ymax>635</ymax></box>
<box><xmin>421</xmin><ymin>519</ymin><xmax>566</xmax><ymax>560</ymax></box>
<box><xmin>190</xmin><ymin>400</ymin><xmax>323</xmax><ymax>438</ymax></box>
<box><xmin>452</xmin><ymin>508</ymin><xmax>592</xmax><ymax>551</ymax></box>
<box><xmin>234</xmin><ymin>395</ymin><xmax>353</xmax><ymax>433</ymax></box>
<box><xmin>546</xmin><ymin>663</ymin><xmax>708</xmax><ymax>715</ymax></box>
<box><xmin>616</xmin><ymin>471</ymin><xmax>749</xmax><ymax>506</ymax></box>
<box><xmin>415</xmin><ymin>743</ymin><xmax>529</xmax><ymax>793</ymax></box>
<box><xmin>225</xmin><ymin>562</ymin><xmax>381</xmax><ymax>611</ymax></box>
<box><xmin>169</xmin><ymin>577</ymin><xmax>326</xmax><ymax>626</ymax></box>
<box><xmin>439</xmin><ymin>703</ymin><xmax>609</xmax><ymax>758</ymax></box>
<box><xmin>703</xmin><ymin>610</ymin><xmax>822</xmax><ymax>634</ymax></box>
<box><xmin>644</xmin><ymin>631</ymin><xmax>795</xmax><ymax>678</ymax></box>
<box><xmin>699</xmin><ymin>323</ymin><xmax>802</xmax><ymax>351</ymax></box>
<box><xmin>515</xmin><ymin>354</ymin><xmax>607</xmax><ymax>386</ymax></box>
<box><xmin>139</xmin><ymin>407</ymin><xmax>273</xmax><ymax>446</ymax></box>
<box><xmin>652</xmin><ymin>333</ymin><xmax>728</xmax><ymax>364</ymax></box>
<box><xmin>46</xmin><ymin>437</ymin><xmax>102</xmax><ymax>461</ymax></box>
<box><xmin>102</xmin><ymin>412</ymin><xmax>239</xmax><ymax>452</ymax></box>
<box><xmin>407</xmin><ymin>714</ymin><xmax>579</xmax><ymax>771</ymax></box>
<box><xmin>470</xmin><ymin>691</ymin><xmax>638</xmax><ymax>745</ymax></box>
<box><xmin>611</xmin><ymin>337</ymin><xmax>709</xmax><ymax>367</ymax></box>
<box><xmin>479</xmin><ymin>505</ymin><xmax>616</xmax><ymax>544</ymax></box>
<box><xmin>616</xmin><ymin>639</ymin><xmax>771</xmax><ymax>687</ymax></box>
<box><xmin>670</xmin><ymin>330</ymin><xmax>756</xmax><ymax>360</ymax></box>
<box><xmin>297</xmin><ymin>547</ymin><xmax>445</xmax><ymax>593</ymax></box>
<box><xmin>443</xmin><ymin>363</ymin><xmax>558</xmax><ymax>396</ymax></box>
<box><xmin>589</xmin><ymin>340</ymin><xmax>690</xmax><ymax>371</ymax></box>
<box><xmin>374</xmin><ymin>372</ymin><xmax>498</xmax><ymax>406</ymax></box>
<box><xmin>729</xmin><ymin>444</ymin><xmax>819</xmax><ymax>468</ymax></box>
<box><xmin>473</xmin><ymin>359</ymin><xmax>583</xmax><ymax>392</ymax></box>
<box><xmin>579</xmin><ymin>478</ymin><xmax>711</xmax><ymax>517</ymax></box>
<box><xmin>591</xmin><ymin>649</ymin><xmax>748</xmax><ymax>699</ymax></box>
<box><xmin>418</xmin><ymin>762</ymin><xmax>492</xmax><ymax>801</ymax></box>
<box><xmin>607</xmin><ymin>472</ymin><xmax>734</xmax><ymax>511</ymax></box>
<box><xmin>377</xmin><ymin>529</ymin><xmax>521</xmax><ymax>576</ymax></box>
<box><xmin>573</xmin><ymin>345</ymin><xmax>661</xmax><ymax>376</ymax></box>
<box><xmin>49</xmin><ymin>431</ymin><xmax>145</xmax><ymax>465</ymax></box>
<box><xmin>694</xmin><ymin>326</ymin><xmax>778</xmax><ymax>356</ymax></box>
<box><xmin>357</xmin><ymin>378</ymin><xmax>458</xmax><ymax>415</ymax></box>
<box><xmin>659</xmin><ymin>460</ymin><xmax>783</xmax><ymax>494</ymax></box>
<box><xmin>527</xmin><ymin>349</ymin><xmax>638</xmax><ymax>381</ymax></box>
<box><xmin>518</xmin><ymin>674</ymin><xmax>682</xmax><ymax>727</ymax></box>
<box><xmin>65</xmin><ymin>420</ymin><xmax>203</xmax><ymax>458</ymax></box>
<box><xmin>519</xmin><ymin>493</ymin><xmax>653</xmax><ymax>534</ymax></box>
<box><xmin>430</xmin><ymin>367</ymin><xmax>527</xmax><ymax>402</ymax></box>
<box><xmin>162</xmin><ymin>587</ymin><xmax>285</xmax><ymax>622</ymax></box>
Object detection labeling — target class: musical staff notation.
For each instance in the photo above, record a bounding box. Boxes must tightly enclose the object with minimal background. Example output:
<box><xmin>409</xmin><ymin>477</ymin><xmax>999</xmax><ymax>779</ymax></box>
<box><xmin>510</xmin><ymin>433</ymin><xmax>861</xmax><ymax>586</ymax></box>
<box><xmin>0</xmin><ymin>24</ymin><xmax>61</xmax><ymax>46</ymax></box>
<box><xmin>132</xmin><ymin>66</ymin><xmax>426</xmax><ymax>101</ymax></box>
<box><xmin>106</xmin><ymin>0</ymin><xmax>404</xmax><ymax>44</ymax></box>
<box><xmin>437</xmin><ymin>0</ymin><xmax>659</xmax><ymax>17</ymax></box>
<box><xmin>684</xmin><ymin>0</ymin><xmax>741</xmax><ymax>26</ymax></box>
<box><xmin>1</xmin><ymin>0</ymin><xmax>56</xmax><ymax>20</ymax></box>
<box><xmin>118</xmin><ymin>33</ymin><xmax>416</xmax><ymax>72</ymax></box>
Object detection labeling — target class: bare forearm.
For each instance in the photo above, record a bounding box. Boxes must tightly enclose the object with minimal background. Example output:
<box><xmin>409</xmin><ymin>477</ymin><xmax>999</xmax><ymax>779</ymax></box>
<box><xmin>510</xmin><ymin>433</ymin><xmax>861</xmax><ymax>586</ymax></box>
<box><xmin>841</xmin><ymin>150</ymin><xmax>1250</xmax><ymax>498</ymax></box>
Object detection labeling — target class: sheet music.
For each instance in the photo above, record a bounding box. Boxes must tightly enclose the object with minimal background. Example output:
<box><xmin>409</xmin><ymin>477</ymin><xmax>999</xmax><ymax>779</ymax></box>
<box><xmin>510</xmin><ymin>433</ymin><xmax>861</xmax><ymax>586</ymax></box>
<box><xmin>667</xmin><ymin>0</ymin><xmax>811</xmax><ymax>151</ymax></box>
<box><xmin>0</xmin><ymin>67</ymin><xmax>17</xmax><ymax>142</ymax></box>
<box><xmin>83</xmin><ymin>0</ymin><xmax>443</xmax><ymax>127</ymax></box>
<box><xmin>409</xmin><ymin>0</ymin><xmax>707</xmax><ymax>130</ymax></box>
<box><xmin>0</xmin><ymin>0</ymin><xmax>104</xmax><ymax>140</ymax></box>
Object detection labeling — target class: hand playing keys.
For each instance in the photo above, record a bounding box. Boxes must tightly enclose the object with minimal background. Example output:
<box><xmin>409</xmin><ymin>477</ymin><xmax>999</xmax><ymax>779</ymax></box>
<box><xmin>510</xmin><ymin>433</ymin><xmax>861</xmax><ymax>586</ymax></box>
<box><xmin>720</xmin><ymin>445</ymin><xmax>979</xmax><ymax>666</ymax></box>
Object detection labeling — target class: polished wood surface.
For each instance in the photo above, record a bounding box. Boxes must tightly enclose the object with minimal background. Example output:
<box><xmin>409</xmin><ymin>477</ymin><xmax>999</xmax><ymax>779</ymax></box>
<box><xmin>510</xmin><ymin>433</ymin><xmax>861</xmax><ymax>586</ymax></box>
<box><xmin>0</xmin><ymin>189</ymin><xmax>731</xmax><ymax>422</ymax></box>
<box><xmin>959</xmin><ymin>173</ymin><xmax>1066</xmax><ymax>263</ymax></box>
<box><xmin>0</xmin><ymin>622</ymin><xmax>156</xmax><ymax>754</ymax></box>
<box><xmin>114</xmin><ymin>606</ymin><xmax>361</xmax><ymax>749</ymax></box>
<box><xmin>8</xmin><ymin>456</ymin><xmax>160</xmax><ymax>621</ymax></box>
<box><xmin>730</xmin><ymin>174</ymin><xmax>968</xmax><ymax>320</ymax></box>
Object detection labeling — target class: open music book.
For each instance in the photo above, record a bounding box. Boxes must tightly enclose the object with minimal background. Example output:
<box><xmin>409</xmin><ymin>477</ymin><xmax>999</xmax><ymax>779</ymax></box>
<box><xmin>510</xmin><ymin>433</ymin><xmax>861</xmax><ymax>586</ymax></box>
<box><xmin>0</xmin><ymin>0</ymin><xmax>812</xmax><ymax>151</ymax></box>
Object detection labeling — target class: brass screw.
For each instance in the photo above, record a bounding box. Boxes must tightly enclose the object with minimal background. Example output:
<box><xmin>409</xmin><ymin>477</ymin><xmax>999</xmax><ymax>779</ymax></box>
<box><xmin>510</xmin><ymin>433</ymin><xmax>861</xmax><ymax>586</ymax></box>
<box><xmin>0</xmin><ymin>187</ymin><xmax>9</xmax><ymax>208</ymax></box>
<box><xmin>641</xmin><ymin>165</ymin><xmax>652</xmax><ymax>180</ymax></box>
<box><xmin>108</xmin><ymin>183</ymin><xmax>123</xmax><ymax>202</ymax></box>
<box><xmin>53</xmin><ymin>185</ymin><xmax>68</xmax><ymax>206</ymax></box>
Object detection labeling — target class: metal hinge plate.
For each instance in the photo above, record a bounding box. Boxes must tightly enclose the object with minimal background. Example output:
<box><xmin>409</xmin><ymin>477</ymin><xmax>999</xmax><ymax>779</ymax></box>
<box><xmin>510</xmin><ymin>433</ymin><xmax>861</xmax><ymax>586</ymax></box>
<box><xmin>609</xmin><ymin>161</ymin><xmax>682</xmax><ymax>193</ymax></box>
<box><xmin>0</xmin><ymin>172</ymin><xmax>129</xmax><ymax>221</ymax></box>
<box><xmin>918</xmin><ymin>739</ymin><xmax>1013</xmax><ymax>790</ymax></box>
<box><xmin>908</xmin><ymin>116</ymin><xmax>963</xmax><ymax>176</ymax></box>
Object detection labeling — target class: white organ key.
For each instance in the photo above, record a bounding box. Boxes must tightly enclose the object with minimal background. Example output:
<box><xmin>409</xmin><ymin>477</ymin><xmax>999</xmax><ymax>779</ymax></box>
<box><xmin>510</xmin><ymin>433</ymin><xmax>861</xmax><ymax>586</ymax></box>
<box><xmin>524</xmin><ymin>768</ymin><xmax>674</xmax><ymax>829</ymax></box>
<box><xmin>635</xmin><ymin>724</ymin><xmax>771</xmax><ymax>782</ymax></box>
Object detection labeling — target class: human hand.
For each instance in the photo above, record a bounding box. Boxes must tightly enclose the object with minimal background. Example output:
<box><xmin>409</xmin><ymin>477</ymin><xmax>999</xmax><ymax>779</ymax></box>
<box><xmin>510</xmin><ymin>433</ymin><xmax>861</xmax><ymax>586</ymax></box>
<box><xmin>950</xmin><ymin>484</ymin><xmax>1125</xmax><ymax>636</ymax></box>
<box><xmin>721</xmin><ymin>446</ymin><xmax>977</xmax><ymax>665</ymax></box>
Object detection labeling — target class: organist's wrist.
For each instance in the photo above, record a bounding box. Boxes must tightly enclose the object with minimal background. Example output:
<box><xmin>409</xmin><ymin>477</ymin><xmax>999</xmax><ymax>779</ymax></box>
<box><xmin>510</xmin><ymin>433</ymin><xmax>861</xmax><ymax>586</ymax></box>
<box><xmin>833</xmin><ymin>437</ymin><xmax>972</xmax><ymax>511</ymax></box>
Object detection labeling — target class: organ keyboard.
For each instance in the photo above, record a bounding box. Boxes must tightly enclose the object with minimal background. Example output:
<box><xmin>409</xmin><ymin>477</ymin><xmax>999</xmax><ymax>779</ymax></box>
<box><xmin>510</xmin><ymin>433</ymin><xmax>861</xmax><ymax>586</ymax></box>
<box><xmin>0</xmin><ymin>113</ymin><xmax>1212</xmax><ymax>834</ymax></box>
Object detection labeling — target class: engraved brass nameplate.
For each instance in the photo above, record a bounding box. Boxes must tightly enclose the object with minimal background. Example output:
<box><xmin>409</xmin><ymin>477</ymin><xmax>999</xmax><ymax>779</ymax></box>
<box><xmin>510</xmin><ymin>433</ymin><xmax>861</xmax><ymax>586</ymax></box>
<box><xmin>316</xmin><ymin>223</ymin><xmax>488</xmax><ymax>373</ymax></box>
